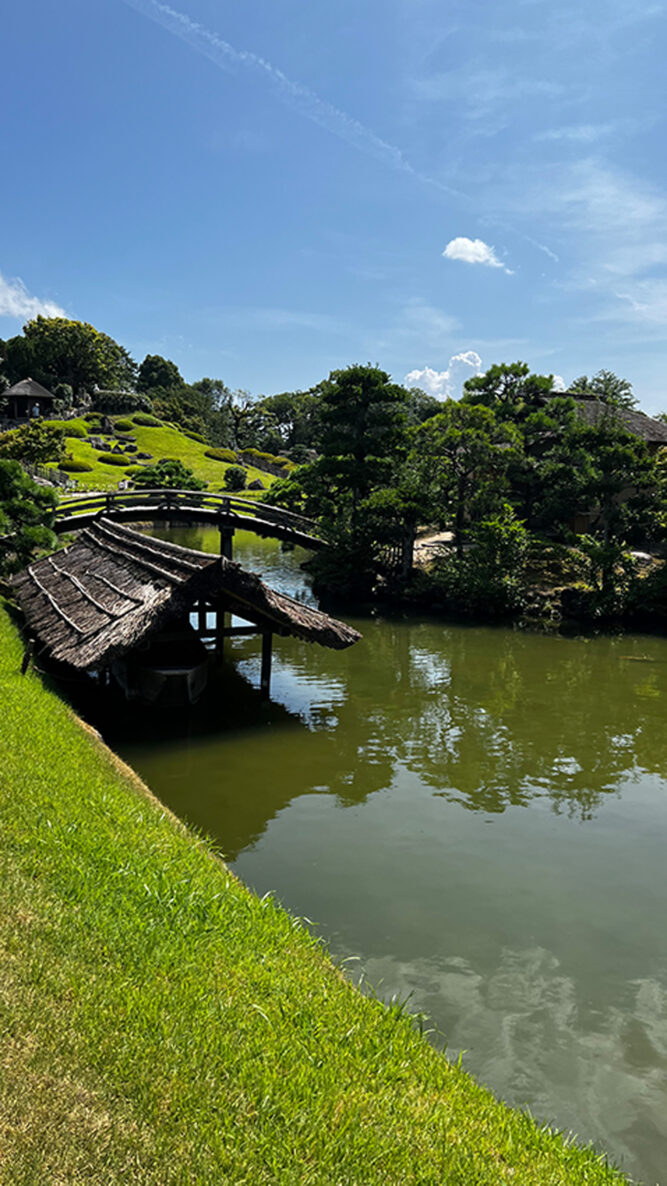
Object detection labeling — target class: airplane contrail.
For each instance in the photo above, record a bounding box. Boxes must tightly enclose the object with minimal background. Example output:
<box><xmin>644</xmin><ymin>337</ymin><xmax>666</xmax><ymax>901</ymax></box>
<box><xmin>119</xmin><ymin>0</ymin><xmax>461</xmax><ymax>197</ymax></box>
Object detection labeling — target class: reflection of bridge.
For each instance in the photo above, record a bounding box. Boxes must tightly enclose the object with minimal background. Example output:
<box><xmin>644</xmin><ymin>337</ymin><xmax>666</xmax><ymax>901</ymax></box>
<box><xmin>55</xmin><ymin>489</ymin><xmax>323</xmax><ymax>556</ymax></box>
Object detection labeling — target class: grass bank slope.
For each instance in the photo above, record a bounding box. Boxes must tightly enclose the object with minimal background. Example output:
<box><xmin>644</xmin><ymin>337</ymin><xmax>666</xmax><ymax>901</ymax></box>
<box><xmin>50</xmin><ymin>419</ymin><xmax>274</xmax><ymax>494</ymax></box>
<box><xmin>0</xmin><ymin>608</ymin><xmax>627</xmax><ymax>1185</ymax></box>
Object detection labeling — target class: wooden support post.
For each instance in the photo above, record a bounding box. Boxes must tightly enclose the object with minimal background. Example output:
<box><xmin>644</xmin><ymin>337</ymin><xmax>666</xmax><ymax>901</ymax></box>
<box><xmin>220</xmin><ymin>526</ymin><xmax>234</xmax><ymax>560</ymax></box>
<box><xmin>197</xmin><ymin>601</ymin><xmax>207</xmax><ymax>634</ymax></box>
<box><xmin>214</xmin><ymin>606</ymin><xmax>229</xmax><ymax>664</ymax></box>
<box><xmin>260</xmin><ymin>631</ymin><xmax>273</xmax><ymax>699</ymax></box>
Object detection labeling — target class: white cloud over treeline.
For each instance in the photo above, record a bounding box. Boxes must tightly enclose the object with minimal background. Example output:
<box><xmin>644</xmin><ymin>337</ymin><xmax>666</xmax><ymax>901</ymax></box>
<box><xmin>0</xmin><ymin>271</ymin><xmax>65</xmax><ymax>320</ymax></box>
<box><xmin>404</xmin><ymin>351</ymin><xmax>483</xmax><ymax>399</ymax></box>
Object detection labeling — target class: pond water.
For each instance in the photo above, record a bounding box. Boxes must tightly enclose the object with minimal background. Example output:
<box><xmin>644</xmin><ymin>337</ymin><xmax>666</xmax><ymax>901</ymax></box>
<box><xmin>91</xmin><ymin>526</ymin><xmax>667</xmax><ymax>1184</ymax></box>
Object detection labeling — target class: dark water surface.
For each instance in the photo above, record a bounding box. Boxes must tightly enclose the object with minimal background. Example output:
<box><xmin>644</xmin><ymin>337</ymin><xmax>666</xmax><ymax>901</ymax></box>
<box><xmin>92</xmin><ymin>526</ymin><xmax>667</xmax><ymax>1184</ymax></box>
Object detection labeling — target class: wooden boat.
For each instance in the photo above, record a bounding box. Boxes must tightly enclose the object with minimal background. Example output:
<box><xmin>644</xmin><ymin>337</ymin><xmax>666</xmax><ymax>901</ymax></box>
<box><xmin>110</xmin><ymin>627</ymin><xmax>210</xmax><ymax>706</ymax></box>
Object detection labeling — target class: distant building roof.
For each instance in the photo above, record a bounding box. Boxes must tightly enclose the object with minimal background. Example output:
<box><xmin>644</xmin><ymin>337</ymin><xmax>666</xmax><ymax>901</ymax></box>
<box><xmin>4</xmin><ymin>377</ymin><xmax>56</xmax><ymax>401</ymax></box>
<box><xmin>570</xmin><ymin>397</ymin><xmax>667</xmax><ymax>445</ymax></box>
<box><xmin>11</xmin><ymin>518</ymin><xmax>361</xmax><ymax>670</ymax></box>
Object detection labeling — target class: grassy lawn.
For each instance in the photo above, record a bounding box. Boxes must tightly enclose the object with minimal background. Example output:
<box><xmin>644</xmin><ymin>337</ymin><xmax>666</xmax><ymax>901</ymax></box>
<box><xmin>49</xmin><ymin>419</ymin><xmax>275</xmax><ymax>495</ymax></box>
<box><xmin>0</xmin><ymin>605</ymin><xmax>628</xmax><ymax>1185</ymax></box>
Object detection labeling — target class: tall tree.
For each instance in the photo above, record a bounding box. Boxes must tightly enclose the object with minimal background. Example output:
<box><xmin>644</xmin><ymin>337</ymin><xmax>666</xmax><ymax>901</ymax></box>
<box><xmin>568</xmin><ymin>369</ymin><xmax>636</xmax><ymax>409</ymax></box>
<box><xmin>2</xmin><ymin>317</ymin><xmax>136</xmax><ymax>394</ymax></box>
<box><xmin>462</xmin><ymin>361</ymin><xmax>554</xmax><ymax>422</ymax></box>
<box><xmin>413</xmin><ymin>401</ymin><xmax>519</xmax><ymax>554</ymax></box>
<box><xmin>317</xmin><ymin>364</ymin><xmax>410</xmax><ymax>518</ymax></box>
<box><xmin>137</xmin><ymin>354</ymin><xmax>184</xmax><ymax>393</ymax></box>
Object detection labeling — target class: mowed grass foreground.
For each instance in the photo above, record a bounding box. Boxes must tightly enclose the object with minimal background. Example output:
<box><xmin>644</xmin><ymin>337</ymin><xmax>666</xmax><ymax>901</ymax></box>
<box><xmin>0</xmin><ymin>607</ymin><xmax>628</xmax><ymax>1185</ymax></box>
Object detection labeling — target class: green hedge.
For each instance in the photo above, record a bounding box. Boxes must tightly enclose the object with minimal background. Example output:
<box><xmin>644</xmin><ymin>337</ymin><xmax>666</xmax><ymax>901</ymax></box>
<box><xmin>48</xmin><ymin>419</ymin><xmax>88</xmax><ymax>439</ymax></box>
<box><xmin>59</xmin><ymin>459</ymin><xmax>93</xmax><ymax>473</ymax></box>
<box><xmin>131</xmin><ymin>414</ymin><xmax>163</xmax><ymax>427</ymax></box>
<box><xmin>99</xmin><ymin>453</ymin><xmax>130</xmax><ymax>466</ymax></box>
<box><xmin>184</xmin><ymin>431</ymin><xmax>207</xmax><ymax>443</ymax></box>
<box><xmin>114</xmin><ymin>418</ymin><xmax>134</xmax><ymax>432</ymax></box>
<box><xmin>204</xmin><ymin>448</ymin><xmax>238</xmax><ymax>463</ymax></box>
<box><xmin>241</xmin><ymin>447</ymin><xmax>289</xmax><ymax>465</ymax></box>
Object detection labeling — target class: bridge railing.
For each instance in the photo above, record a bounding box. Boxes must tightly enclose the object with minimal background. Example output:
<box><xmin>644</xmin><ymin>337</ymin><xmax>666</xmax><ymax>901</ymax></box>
<box><xmin>55</xmin><ymin>489</ymin><xmax>321</xmax><ymax>539</ymax></box>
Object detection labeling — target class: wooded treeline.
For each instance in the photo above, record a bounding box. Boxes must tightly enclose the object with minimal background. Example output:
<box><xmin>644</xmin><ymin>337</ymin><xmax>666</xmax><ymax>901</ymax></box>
<box><xmin>2</xmin><ymin>314</ymin><xmax>667</xmax><ymax>623</ymax></box>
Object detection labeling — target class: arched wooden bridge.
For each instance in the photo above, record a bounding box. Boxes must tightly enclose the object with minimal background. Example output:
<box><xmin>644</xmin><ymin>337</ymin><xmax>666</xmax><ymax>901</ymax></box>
<box><xmin>55</xmin><ymin>489</ymin><xmax>323</xmax><ymax>554</ymax></box>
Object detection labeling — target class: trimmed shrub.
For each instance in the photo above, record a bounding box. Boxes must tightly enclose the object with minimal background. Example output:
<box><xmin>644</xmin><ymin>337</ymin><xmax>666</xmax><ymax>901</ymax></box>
<box><xmin>114</xmin><ymin>418</ymin><xmax>134</xmax><ymax>432</ymax></box>
<box><xmin>184</xmin><ymin>431</ymin><xmax>206</xmax><ymax>443</ymax></box>
<box><xmin>223</xmin><ymin>466</ymin><xmax>247</xmax><ymax>492</ymax></box>
<box><xmin>132</xmin><ymin>414</ymin><xmax>163</xmax><ymax>427</ymax></box>
<box><xmin>59</xmin><ymin>459</ymin><xmax>93</xmax><ymax>473</ymax></box>
<box><xmin>92</xmin><ymin>391</ymin><xmax>152</xmax><ymax>415</ymax></box>
<box><xmin>241</xmin><ymin>447</ymin><xmax>290</xmax><ymax>468</ymax></box>
<box><xmin>132</xmin><ymin>458</ymin><xmax>206</xmax><ymax>491</ymax></box>
<box><xmin>99</xmin><ymin>453</ymin><xmax>131</xmax><ymax>466</ymax></box>
<box><xmin>204</xmin><ymin>447</ymin><xmax>238</xmax><ymax>463</ymax></box>
<box><xmin>48</xmin><ymin>419</ymin><xmax>88</xmax><ymax>439</ymax></box>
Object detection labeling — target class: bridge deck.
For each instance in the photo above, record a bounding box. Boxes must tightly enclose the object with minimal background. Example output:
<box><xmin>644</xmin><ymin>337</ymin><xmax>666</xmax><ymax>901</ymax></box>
<box><xmin>55</xmin><ymin>490</ymin><xmax>323</xmax><ymax>551</ymax></box>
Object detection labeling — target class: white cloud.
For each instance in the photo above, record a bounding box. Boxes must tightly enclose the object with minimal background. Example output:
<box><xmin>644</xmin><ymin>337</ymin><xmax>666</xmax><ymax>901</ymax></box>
<box><xmin>404</xmin><ymin>351</ymin><xmax>483</xmax><ymax>400</ymax></box>
<box><xmin>443</xmin><ymin>237</ymin><xmax>513</xmax><ymax>274</ymax></box>
<box><xmin>536</xmin><ymin>123</ymin><xmax>614</xmax><ymax>144</ymax></box>
<box><xmin>551</xmin><ymin>374</ymin><xmax>566</xmax><ymax>391</ymax></box>
<box><xmin>0</xmin><ymin>271</ymin><xmax>65</xmax><ymax>321</ymax></box>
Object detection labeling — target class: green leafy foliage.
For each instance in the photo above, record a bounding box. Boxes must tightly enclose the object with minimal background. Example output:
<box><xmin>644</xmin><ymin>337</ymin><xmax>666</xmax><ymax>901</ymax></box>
<box><xmin>222</xmin><ymin>465</ymin><xmax>247</xmax><ymax>491</ymax></box>
<box><xmin>413</xmin><ymin>402</ymin><xmax>519</xmax><ymax>554</ymax></box>
<box><xmin>0</xmin><ymin>460</ymin><xmax>57</xmax><ymax>574</ymax></box>
<box><xmin>426</xmin><ymin>507</ymin><xmax>530</xmax><ymax>618</ymax></box>
<box><xmin>205</xmin><ymin>447</ymin><xmax>238</xmax><ymax>463</ymax></box>
<box><xmin>131</xmin><ymin>458</ymin><xmax>207</xmax><ymax>490</ymax></box>
<box><xmin>113</xmin><ymin>418</ymin><xmax>134</xmax><ymax>432</ymax></box>
<box><xmin>98</xmin><ymin>453</ymin><xmax>131</xmax><ymax>467</ymax></box>
<box><xmin>131</xmin><ymin>414</ymin><xmax>163</xmax><ymax>427</ymax></box>
<box><xmin>2</xmin><ymin>317</ymin><xmax>136</xmax><ymax>394</ymax></box>
<box><xmin>0</xmin><ymin>420</ymin><xmax>66</xmax><ymax>465</ymax></box>
<box><xmin>568</xmin><ymin>370</ymin><xmax>636</xmax><ymax>409</ymax></box>
<box><xmin>92</xmin><ymin>391</ymin><xmax>152</xmax><ymax>415</ymax></box>
<box><xmin>137</xmin><ymin>354</ymin><xmax>184</xmax><ymax>393</ymax></box>
<box><xmin>59</xmin><ymin>459</ymin><xmax>93</xmax><ymax>473</ymax></box>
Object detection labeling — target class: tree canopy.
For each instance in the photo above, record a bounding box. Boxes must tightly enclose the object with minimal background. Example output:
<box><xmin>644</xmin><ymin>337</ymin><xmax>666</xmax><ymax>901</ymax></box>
<box><xmin>1</xmin><ymin>317</ymin><xmax>137</xmax><ymax>394</ymax></box>
<box><xmin>0</xmin><ymin>460</ymin><xmax>58</xmax><ymax>575</ymax></box>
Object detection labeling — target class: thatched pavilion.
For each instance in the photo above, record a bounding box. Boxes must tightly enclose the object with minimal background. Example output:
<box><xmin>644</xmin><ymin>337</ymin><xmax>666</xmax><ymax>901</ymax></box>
<box><xmin>12</xmin><ymin>519</ymin><xmax>361</xmax><ymax>702</ymax></box>
<box><xmin>3</xmin><ymin>378</ymin><xmax>57</xmax><ymax>421</ymax></box>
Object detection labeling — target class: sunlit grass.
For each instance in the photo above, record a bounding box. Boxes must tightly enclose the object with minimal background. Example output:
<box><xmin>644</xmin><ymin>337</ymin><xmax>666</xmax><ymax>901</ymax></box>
<box><xmin>49</xmin><ymin>420</ymin><xmax>275</xmax><ymax>494</ymax></box>
<box><xmin>0</xmin><ymin>605</ymin><xmax>629</xmax><ymax>1184</ymax></box>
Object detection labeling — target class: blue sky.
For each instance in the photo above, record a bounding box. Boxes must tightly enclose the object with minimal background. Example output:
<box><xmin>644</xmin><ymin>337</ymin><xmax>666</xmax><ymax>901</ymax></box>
<box><xmin>3</xmin><ymin>0</ymin><xmax>667</xmax><ymax>409</ymax></box>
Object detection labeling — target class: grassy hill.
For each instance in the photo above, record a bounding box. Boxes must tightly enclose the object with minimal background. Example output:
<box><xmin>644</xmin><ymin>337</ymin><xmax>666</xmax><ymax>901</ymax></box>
<box><xmin>49</xmin><ymin>417</ymin><xmax>277</xmax><ymax>496</ymax></box>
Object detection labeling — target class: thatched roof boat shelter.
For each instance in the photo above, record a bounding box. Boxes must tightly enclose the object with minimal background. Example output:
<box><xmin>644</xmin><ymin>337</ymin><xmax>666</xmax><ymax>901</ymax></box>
<box><xmin>11</xmin><ymin>519</ymin><xmax>360</xmax><ymax>696</ymax></box>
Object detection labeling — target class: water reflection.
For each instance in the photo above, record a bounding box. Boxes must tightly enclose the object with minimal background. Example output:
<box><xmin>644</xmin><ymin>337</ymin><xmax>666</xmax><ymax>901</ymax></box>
<box><xmin>362</xmin><ymin>945</ymin><xmax>667</xmax><ymax>1184</ymax></box>
<box><xmin>87</xmin><ymin>526</ymin><xmax>667</xmax><ymax>1183</ymax></box>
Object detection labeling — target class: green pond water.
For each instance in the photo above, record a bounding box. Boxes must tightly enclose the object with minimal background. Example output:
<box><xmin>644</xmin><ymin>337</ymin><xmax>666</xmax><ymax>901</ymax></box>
<box><xmin>91</xmin><ymin>526</ymin><xmax>667</xmax><ymax>1184</ymax></box>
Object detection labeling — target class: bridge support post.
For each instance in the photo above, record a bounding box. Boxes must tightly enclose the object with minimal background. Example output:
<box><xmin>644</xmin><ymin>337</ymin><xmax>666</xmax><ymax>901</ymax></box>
<box><xmin>260</xmin><ymin>632</ymin><xmax>273</xmax><ymax>699</ymax></box>
<box><xmin>219</xmin><ymin>526</ymin><xmax>234</xmax><ymax>560</ymax></box>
